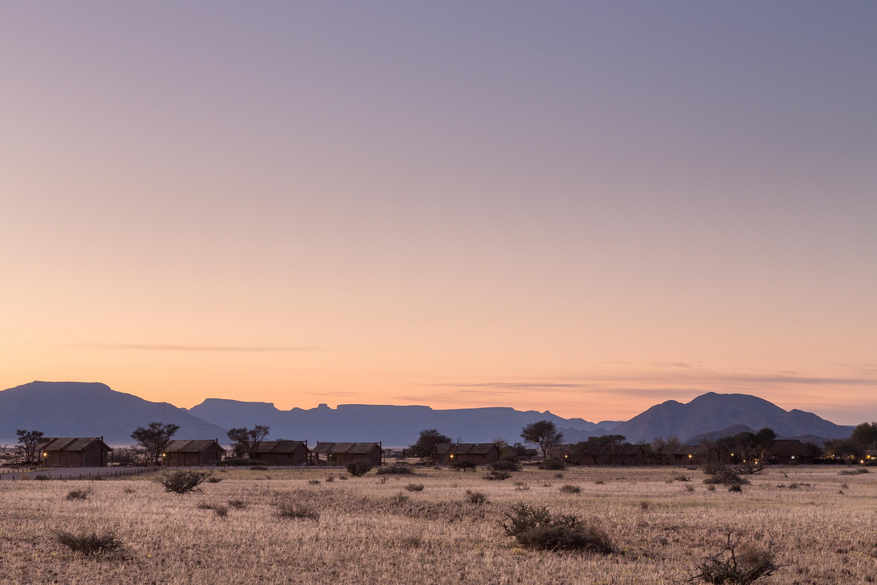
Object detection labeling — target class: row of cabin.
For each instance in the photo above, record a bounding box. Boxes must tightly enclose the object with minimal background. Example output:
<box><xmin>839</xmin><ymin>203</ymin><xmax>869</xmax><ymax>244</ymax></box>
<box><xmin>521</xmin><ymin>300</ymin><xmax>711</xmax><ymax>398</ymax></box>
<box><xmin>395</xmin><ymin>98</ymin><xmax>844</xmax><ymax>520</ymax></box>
<box><xmin>164</xmin><ymin>440</ymin><xmax>384</xmax><ymax>467</ymax></box>
<box><xmin>32</xmin><ymin>437</ymin><xmax>384</xmax><ymax>468</ymax></box>
<box><xmin>547</xmin><ymin>439</ymin><xmax>817</xmax><ymax>466</ymax></box>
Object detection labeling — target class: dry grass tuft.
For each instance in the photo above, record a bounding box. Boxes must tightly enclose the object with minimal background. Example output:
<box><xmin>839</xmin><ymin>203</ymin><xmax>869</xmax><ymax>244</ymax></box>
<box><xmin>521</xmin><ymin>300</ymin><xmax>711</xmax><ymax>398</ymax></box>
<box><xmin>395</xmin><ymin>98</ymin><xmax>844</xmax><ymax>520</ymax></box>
<box><xmin>54</xmin><ymin>530</ymin><xmax>122</xmax><ymax>556</ymax></box>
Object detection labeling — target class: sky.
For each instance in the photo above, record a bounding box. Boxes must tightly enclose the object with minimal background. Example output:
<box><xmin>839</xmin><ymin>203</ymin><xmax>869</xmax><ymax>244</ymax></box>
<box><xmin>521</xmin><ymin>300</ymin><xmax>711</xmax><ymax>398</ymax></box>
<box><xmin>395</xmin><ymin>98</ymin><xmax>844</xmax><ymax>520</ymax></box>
<box><xmin>1</xmin><ymin>2</ymin><xmax>875</xmax><ymax>424</ymax></box>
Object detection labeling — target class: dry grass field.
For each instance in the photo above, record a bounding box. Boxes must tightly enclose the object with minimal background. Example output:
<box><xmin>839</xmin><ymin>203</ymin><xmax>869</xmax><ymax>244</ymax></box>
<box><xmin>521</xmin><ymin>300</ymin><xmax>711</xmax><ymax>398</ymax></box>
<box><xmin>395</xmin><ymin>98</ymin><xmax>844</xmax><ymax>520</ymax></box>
<box><xmin>1</xmin><ymin>465</ymin><xmax>875</xmax><ymax>584</ymax></box>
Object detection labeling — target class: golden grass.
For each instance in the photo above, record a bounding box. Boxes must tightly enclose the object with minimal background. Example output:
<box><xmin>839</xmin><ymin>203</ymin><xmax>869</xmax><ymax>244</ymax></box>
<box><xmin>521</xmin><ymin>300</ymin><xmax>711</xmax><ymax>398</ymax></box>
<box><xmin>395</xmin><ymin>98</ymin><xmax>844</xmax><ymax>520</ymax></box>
<box><xmin>1</xmin><ymin>466</ymin><xmax>875</xmax><ymax>584</ymax></box>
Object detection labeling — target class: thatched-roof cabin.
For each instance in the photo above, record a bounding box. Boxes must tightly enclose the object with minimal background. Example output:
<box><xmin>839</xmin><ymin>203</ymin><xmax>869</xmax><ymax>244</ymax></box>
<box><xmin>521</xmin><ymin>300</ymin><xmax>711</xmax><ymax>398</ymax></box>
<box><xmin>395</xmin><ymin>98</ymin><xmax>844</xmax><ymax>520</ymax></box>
<box><xmin>311</xmin><ymin>442</ymin><xmax>382</xmax><ymax>466</ymax></box>
<box><xmin>163</xmin><ymin>440</ymin><xmax>225</xmax><ymax>467</ymax></box>
<box><xmin>254</xmin><ymin>440</ymin><xmax>309</xmax><ymax>466</ymax></box>
<box><xmin>436</xmin><ymin>443</ymin><xmax>501</xmax><ymax>466</ymax></box>
<box><xmin>38</xmin><ymin>437</ymin><xmax>112</xmax><ymax>467</ymax></box>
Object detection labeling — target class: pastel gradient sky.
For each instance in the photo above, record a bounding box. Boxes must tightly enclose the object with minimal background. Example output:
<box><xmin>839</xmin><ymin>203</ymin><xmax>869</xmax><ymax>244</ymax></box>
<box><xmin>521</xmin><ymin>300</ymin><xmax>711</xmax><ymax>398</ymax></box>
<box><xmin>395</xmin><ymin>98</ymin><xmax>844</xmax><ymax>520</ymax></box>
<box><xmin>1</xmin><ymin>2</ymin><xmax>875</xmax><ymax>423</ymax></box>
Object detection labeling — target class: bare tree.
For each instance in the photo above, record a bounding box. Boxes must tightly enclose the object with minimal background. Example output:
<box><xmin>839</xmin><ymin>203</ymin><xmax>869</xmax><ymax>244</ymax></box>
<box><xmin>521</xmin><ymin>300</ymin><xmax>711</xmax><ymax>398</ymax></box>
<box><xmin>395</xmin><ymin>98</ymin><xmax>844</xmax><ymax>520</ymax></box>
<box><xmin>16</xmin><ymin>430</ymin><xmax>45</xmax><ymax>466</ymax></box>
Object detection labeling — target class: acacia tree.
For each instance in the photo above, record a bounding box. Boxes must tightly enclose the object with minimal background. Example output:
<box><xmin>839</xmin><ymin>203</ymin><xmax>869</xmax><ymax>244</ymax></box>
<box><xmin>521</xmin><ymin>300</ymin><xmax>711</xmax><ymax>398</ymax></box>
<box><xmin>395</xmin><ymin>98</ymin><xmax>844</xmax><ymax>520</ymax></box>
<box><xmin>851</xmin><ymin>422</ymin><xmax>877</xmax><ymax>450</ymax></box>
<box><xmin>408</xmin><ymin>429</ymin><xmax>452</xmax><ymax>464</ymax></box>
<box><xmin>131</xmin><ymin>422</ymin><xmax>180</xmax><ymax>465</ymax></box>
<box><xmin>227</xmin><ymin>425</ymin><xmax>270</xmax><ymax>459</ymax></box>
<box><xmin>16</xmin><ymin>429</ymin><xmax>45</xmax><ymax>466</ymax></box>
<box><xmin>520</xmin><ymin>420</ymin><xmax>564</xmax><ymax>460</ymax></box>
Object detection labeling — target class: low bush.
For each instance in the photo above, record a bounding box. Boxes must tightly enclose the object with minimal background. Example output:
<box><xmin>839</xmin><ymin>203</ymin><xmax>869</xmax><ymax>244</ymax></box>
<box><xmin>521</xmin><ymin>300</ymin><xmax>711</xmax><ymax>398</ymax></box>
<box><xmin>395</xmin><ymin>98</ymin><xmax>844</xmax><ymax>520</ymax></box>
<box><xmin>33</xmin><ymin>474</ymin><xmax>50</xmax><ymax>481</ymax></box>
<box><xmin>206</xmin><ymin>477</ymin><xmax>223</xmax><ymax>483</ymax></box>
<box><xmin>228</xmin><ymin>499</ymin><xmax>247</xmax><ymax>509</ymax></box>
<box><xmin>66</xmin><ymin>489</ymin><xmax>91</xmax><ymax>501</ymax></box>
<box><xmin>500</xmin><ymin>503</ymin><xmax>614</xmax><ymax>553</ymax></box>
<box><xmin>538</xmin><ymin>459</ymin><xmax>566</xmax><ymax>471</ymax></box>
<box><xmin>346</xmin><ymin>461</ymin><xmax>374</xmax><ymax>477</ymax></box>
<box><xmin>490</xmin><ymin>460</ymin><xmax>521</xmax><ymax>472</ymax></box>
<box><xmin>405</xmin><ymin>483</ymin><xmax>425</xmax><ymax>492</ymax></box>
<box><xmin>450</xmin><ymin>460</ymin><xmax>477</xmax><ymax>471</ymax></box>
<box><xmin>215</xmin><ymin>458</ymin><xmax>267</xmax><ymax>467</ymax></box>
<box><xmin>159</xmin><ymin>470</ymin><xmax>212</xmax><ymax>495</ymax></box>
<box><xmin>54</xmin><ymin>530</ymin><xmax>122</xmax><ymax>556</ymax></box>
<box><xmin>689</xmin><ymin>531</ymin><xmax>779</xmax><ymax>584</ymax></box>
<box><xmin>308</xmin><ymin>479</ymin><xmax>321</xmax><ymax>485</ymax></box>
<box><xmin>375</xmin><ymin>463</ymin><xmax>414</xmax><ymax>475</ymax></box>
<box><xmin>276</xmin><ymin>501</ymin><xmax>320</xmax><ymax>521</ymax></box>
<box><xmin>484</xmin><ymin>470</ymin><xmax>512</xmax><ymax>481</ymax></box>
<box><xmin>703</xmin><ymin>468</ymin><xmax>749</xmax><ymax>488</ymax></box>
<box><xmin>212</xmin><ymin>505</ymin><xmax>229</xmax><ymax>518</ymax></box>
<box><xmin>559</xmin><ymin>484</ymin><xmax>581</xmax><ymax>494</ymax></box>
<box><xmin>466</xmin><ymin>490</ymin><xmax>487</xmax><ymax>504</ymax></box>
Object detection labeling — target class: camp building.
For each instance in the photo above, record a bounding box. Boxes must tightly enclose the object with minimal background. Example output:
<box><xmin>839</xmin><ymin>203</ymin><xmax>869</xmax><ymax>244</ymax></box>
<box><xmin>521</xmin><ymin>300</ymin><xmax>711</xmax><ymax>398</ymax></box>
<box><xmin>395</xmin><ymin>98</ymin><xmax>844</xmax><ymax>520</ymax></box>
<box><xmin>39</xmin><ymin>437</ymin><xmax>112</xmax><ymax>467</ymax></box>
<box><xmin>163</xmin><ymin>440</ymin><xmax>225</xmax><ymax>467</ymax></box>
<box><xmin>253</xmin><ymin>440</ymin><xmax>309</xmax><ymax>466</ymax></box>
<box><xmin>311</xmin><ymin>442</ymin><xmax>382</xmax><ymax>466</ymax></box>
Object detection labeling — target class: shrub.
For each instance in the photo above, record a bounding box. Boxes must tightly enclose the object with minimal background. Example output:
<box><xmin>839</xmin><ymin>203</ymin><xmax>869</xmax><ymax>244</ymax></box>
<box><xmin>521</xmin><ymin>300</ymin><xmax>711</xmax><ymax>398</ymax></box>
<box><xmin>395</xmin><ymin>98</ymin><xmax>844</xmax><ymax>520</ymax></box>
<box><xmin>213</xmin><ymin>505</ymin><xmax>229</xmax><ymax>518</ymax></box>
<box><xmin>228</xmin><ymin>499</ymin><xmax>247</xmax><ymax>509</ymax></box>
<box><xmin>215</xmin><ymin>458</ymin><xmax>267</xmax><ymax>467</ymax></box>
<box><xmin>450</xmin><ymin>460</ymin><xmax>477</xmax><ymax>471</ymax></box>
<box><xmin>66</xmin><ymin>489</ymin><xmax>91</xmax><ymax>501</ymax></box>
<box><xmin>392</xmin><ymin>492</ymin><xmax>410</xmax><ymax>505</ymax></box>
<box><xmin>538</xmin><ymin>459</ymin><xmax>566</xmax><ymax>470</ymax></box>
<box><xmin>484</xmin><ymin>470</ymin><xmax>511</xmax><ymax>481</ymax></box>
<box><xmin>728</xmin><ymin>484</ymin><xmax>743</xmax><ymax>493</ymax></box>
<box><xmin>674</xmin><ymin>474</ymin><xmax>691</xmax><ymax>482</ymax></box>
<box><xmin>689</xmin><ymin>531</ymin><xmax>779</xmax><ymax>584</ymax></box>
<box><xmin>206</xmin><ymin>477</ymin><xmax>223</xmax><ymax>483</ymax></box>
<box><xmin>490</xmin><ymin>460</ymin><xmax>521</xmax><ymax>472</ymax></box>
<box><xmin>33</xmin><ymin>474</ymin><xmax>50</xmax><ymax>481</ymax></box>
<box><xmin>639</xmin><ymin>501</ymin><xmax>649</xmax><ymax>511</ymax></box>
<box><xmin>308</xmin><ymin>479</ymin><xmax>321</xmax><ymax>485</ymax></box>
<box><xmin>325</xmin><ymin>475</ymin><xmax>335</xmax><ymax>482</ymax></box>
<box><xmin>54</xmin><ymin>530</ymin><xmax>121</xmax><ymax>556</ymax></box>
<box><xmin>703</xmin><ymin>468</ymin><xmax>749</xmax><ymax>488</ymax></box>
<box><xmin>559</xmin><ymin>484</ymin><xmax>581</xmax><ymax>494</ymax></box>
<box><xmin>685</xmin><ymin>484</ymin><xmax>695</xmax><ymax>492</ymax></box>
<box><xmin>159</xmin><ymin>470</ymin><xmax>212</xmax><ymax>495</ymax></box>
<box><xmin>500</xmin><ymin>503</ymin><xmax>614</xmax><ymax>553</ymax></box>
<box><xmin>405</xmin><ymin>483</ymin><xmax>424</xmax><ymax>492</ymax></box>
<box><xmin>375</xmin><ymin>464</ymin><xmax>414</xmax><ymax>475</ymax></box>
<box><xmin>347</xmin><ymin>461</ymin><xmax>374</xmax><ymax>477</ymax></box>
<box><xmin>276</xmin><ymin>501</ymin><xmax>320</xmax><ymax>521</ymax></box>
<box><xmin>466</xmin><ymin>490</ymin><xmax>487</xmax><ymax>504</ymax></box>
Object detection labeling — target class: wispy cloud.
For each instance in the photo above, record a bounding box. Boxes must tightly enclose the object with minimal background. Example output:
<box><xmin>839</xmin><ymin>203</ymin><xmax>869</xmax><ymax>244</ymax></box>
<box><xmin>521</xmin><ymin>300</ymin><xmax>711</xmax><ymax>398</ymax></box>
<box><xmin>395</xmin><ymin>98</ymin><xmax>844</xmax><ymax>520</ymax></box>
<box><xmin>652</xmin><ymin>362</ymin><xmax>692</xmax><ymax>368</ymax></box>
<box><xmin>85</xmin><ymin>343</ymin><xmax>311</xmax><ymax>352</ymax></box>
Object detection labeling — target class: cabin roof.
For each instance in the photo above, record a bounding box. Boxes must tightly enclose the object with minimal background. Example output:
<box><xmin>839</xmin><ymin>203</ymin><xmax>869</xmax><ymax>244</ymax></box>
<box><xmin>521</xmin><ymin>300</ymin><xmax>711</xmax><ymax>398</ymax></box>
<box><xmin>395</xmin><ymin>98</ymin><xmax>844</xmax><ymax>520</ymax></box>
<box><xmin>38</xmin><ymin>437</ymin><xmax>111</xmax><ymax>452</ymax></box>
<box><xmin>164</xmin><ymin>440</ymin><xmax>224</xmax><ymax>454</ymax></box>
<box><xmin>254</xmin><ymin>440</ymin><xmax>306</xmax><ymax>454</ymax></box>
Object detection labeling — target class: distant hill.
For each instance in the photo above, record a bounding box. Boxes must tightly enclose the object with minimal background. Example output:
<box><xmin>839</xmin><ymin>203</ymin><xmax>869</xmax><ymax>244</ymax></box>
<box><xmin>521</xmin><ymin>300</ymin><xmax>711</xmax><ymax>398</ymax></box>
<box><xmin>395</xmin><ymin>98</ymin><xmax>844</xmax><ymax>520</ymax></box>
<box><xmin>0</xmin><ymin>381</ymin><xmax>227</xmax><ymax>445</ymax></box>
<box><xmin>187</xmin><ymin>399</ymin><xmax>618</xmax><ymax>447</ymax></box>
<box><xmin>685</xmin><ymin>425</ymin><xmax>756</xmax><ymax>445</ymax></box>
<box><xmin>0</xmin><ymin>382</ymin><xmax>855</xmax><ymax>450</ymax></box>
<box><xmin>609</xmin><ymin>393</ymin><xmax>853</xmax><ymax>444</ymax></box>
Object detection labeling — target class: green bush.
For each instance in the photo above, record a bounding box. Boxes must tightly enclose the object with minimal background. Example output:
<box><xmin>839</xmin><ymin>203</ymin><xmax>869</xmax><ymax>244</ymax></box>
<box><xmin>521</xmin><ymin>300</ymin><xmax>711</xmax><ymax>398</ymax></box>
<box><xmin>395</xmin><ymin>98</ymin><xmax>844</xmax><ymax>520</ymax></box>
<box><xmin>346</xmin><ymin>461</ymin><xmax>374</xmax><ymax>477</ymax></box>
<box><xmin>490</xmin><ymin>460</ymin><xmax>521</xmax><ymax>472</ymax></box>
<box><xmin>466</xmin><ymin>490</ymin><xmax>487</xmax><ymax>504</ymax></box>
<box><xmin>538</xmin><ymin>459</ymin><xmax>566</xmax><ymax>470</ymax></box>
<box><xmin>54</xmin><ymin>530</ymin><xmax>121</xmax><ymax>556</ymax></box>
<box><xmin>485</xmin><ymin>470</ymin><xmax>512</xmax><ymax>481</ymax></box>
<box><xmin>500</xmin><ymin>503</ymin><xmax>614</xmax><ymax>553</ymax></box>
<box><xmin>215</xmin><ymin>458</ymin><xmax>267</xmax><ymax>467</ymax></box>
<box><xmin>375</xmin><ymin>464</ymin><xmax>414</xmax><ymax>475</ymax></box>
<box><xmin>689</xmin><ymin>531</ymin><xmax>778</xmax><ymax>584</ymax></box>
<box><xmin>276</xmin><ymin>501</ymin><xmax>320</xmax><ymax>521</ymax></box>
<box><xmin>66</xmin><ymin>489</ymin><xmax>91</xmax><ymax>501</ymax></box>
<box><xmin>159</xmin><ymin>470</ymin><xmax>212</xmax><ymax>495</ymax></box>
<box><xmin>450</xmin><ymin>460</ymin><xmax>478</xmax><ymax>471</ymax></box>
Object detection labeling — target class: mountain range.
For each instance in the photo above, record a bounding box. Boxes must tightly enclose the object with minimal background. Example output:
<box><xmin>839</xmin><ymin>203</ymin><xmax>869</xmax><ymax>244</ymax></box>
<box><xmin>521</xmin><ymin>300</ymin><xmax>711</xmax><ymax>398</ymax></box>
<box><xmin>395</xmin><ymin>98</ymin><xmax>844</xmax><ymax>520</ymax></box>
<box><xmin>0</xmin><ymin>381</ymin><xmax>855</xmax><ymax>446</ymax></box>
